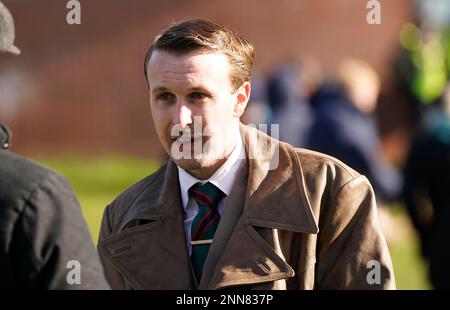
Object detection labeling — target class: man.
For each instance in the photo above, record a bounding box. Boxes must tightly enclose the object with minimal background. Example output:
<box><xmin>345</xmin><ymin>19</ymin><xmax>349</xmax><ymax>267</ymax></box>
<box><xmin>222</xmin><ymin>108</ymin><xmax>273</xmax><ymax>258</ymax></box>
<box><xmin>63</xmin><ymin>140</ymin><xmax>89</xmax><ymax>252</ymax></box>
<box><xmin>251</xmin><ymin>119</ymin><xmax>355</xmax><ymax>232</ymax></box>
<box><xmin>0</xmin><ymin>2</ymin><xmax>109</xmax><ymax>289</ymax></box>
<box><xmin>98</xmin><ymin>19</ymin><xmax>395</xmax><ymax>289</ymax></box>
<box><xmin>403</xmin><ymin>83</ymin><xmax>450</xmax><ymax>289</ymax></box>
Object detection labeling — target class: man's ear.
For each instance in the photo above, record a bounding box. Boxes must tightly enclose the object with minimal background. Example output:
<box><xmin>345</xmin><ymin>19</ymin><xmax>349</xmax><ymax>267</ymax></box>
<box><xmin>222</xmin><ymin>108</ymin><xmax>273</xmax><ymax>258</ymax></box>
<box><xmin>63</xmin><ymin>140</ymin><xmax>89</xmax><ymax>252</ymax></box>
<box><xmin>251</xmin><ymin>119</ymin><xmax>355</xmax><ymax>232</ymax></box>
<box><xmin>233</xmin><ymin>81</ymin><xmax>251</xmax><ymax>118</ymax></box>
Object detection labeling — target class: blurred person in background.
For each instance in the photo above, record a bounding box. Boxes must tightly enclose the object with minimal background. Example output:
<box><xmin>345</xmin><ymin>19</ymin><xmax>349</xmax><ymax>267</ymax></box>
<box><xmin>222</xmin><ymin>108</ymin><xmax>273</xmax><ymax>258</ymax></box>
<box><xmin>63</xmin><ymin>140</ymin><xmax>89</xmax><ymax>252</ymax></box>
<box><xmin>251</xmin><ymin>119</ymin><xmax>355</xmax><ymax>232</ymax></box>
<box><xmin>307</xmin><ymin>59</ymin><xmax>403</xmax><ymax>205</ymax></box>
<box><xmin>0</xmin><ymin>1</ymin><xmax>109</xmax><ymax>289</ymax></box>
<box><xmin>266</xmin><ymin>60</ymin><xmax>313</xmax><ymax>148</ymax></box>
<box><xmin>239</xmin><ymin>70</ymin><xmax>270</xmax><ymax>126</ymax></box>
<box><xmin>97</xmin><ymin>19</ymin><xmax>394</xmax><ymax>290</ymax></box>
<box><xmin>403</xmin><ymin>82</ymin><xmax>450</xmax><ymax>289</ymax></box>
<box><xmin>394</xmin><ymin>0</ymin><xmax>450</xmax><ymax>124</ymax></box>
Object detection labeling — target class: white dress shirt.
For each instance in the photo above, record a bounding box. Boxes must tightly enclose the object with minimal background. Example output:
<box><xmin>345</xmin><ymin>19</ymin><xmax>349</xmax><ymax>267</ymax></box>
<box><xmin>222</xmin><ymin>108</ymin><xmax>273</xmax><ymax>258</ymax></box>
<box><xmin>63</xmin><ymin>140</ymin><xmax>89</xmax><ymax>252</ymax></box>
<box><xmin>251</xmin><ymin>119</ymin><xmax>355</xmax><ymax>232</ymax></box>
<box><xmin>177</xmin><ymin>133</ymin><xmax>245</xmax><ymax>255</ymax></box>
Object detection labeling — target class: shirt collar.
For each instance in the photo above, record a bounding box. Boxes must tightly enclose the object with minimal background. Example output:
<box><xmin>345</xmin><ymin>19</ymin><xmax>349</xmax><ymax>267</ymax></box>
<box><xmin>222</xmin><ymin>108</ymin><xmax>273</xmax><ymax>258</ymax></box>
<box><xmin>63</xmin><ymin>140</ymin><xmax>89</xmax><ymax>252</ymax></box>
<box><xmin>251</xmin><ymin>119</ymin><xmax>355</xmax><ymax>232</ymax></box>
<box><xmin>177</xmin><ymin>131</ymin><xmax>245</xmax><ymax>211</ymax></box>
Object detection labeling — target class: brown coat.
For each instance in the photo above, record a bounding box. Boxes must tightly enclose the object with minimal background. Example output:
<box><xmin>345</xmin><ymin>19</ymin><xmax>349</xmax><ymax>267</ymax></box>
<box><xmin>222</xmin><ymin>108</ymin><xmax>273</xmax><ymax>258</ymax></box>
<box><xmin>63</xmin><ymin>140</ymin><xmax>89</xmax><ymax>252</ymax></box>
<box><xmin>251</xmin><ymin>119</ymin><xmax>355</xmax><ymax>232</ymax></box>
<box><xmin>97</xmin><ymin>124</ymin><xmax>395</xmax><ymax>289</ymax></box>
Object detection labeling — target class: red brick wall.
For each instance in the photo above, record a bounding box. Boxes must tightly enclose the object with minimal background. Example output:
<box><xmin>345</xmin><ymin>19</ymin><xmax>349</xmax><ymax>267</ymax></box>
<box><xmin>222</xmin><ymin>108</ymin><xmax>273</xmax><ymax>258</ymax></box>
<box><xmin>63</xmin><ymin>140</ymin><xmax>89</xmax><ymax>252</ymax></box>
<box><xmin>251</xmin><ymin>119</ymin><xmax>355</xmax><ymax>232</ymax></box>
<box><xmin>0</xmin><ymin>0</ymin><xmax>413</xmax><ymax>160</ymax></box>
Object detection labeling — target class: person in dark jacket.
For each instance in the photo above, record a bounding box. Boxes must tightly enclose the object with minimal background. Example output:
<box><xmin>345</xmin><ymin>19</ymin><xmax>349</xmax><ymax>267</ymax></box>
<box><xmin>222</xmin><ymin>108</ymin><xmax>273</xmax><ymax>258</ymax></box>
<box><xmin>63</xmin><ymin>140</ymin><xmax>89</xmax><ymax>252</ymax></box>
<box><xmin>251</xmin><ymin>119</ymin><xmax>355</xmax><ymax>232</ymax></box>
<box><xmin>266</xmin><ymin>61</ymin><xmax>313</xmax><ymax>148</ymax></box>
<box><xmin>403</xmin><ymin>83</ymin><xmax>450</xmax><ymax>289</ymax></box>
<box><xmin>307</xmin><ymin>59</ymin><xmax>402</xmax><ymax>203</ymax></box>
<box><xmin>0</xmin><ymin>2</ymin><xmax>109</xmax><ymax>289</ymax></box>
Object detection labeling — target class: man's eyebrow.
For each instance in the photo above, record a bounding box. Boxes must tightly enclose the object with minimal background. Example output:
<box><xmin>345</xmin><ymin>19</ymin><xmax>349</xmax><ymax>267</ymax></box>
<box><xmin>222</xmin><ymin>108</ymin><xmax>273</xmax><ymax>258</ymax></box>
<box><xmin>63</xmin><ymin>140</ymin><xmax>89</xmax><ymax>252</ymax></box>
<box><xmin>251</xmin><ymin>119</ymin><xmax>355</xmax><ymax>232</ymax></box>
<box><xmin>187</xmin><ymin>86</ymin><xmax>212</xmax><ymax>93</ymax></box>
<box><xmin>150</xmin><ymin>86</ymin><xmax>213</xmax><ymax>94</ymax></box>
<box><xmin>151</xmin><ymin>86</ymin><xmax>170</xmax><ymax>94</ymax></box>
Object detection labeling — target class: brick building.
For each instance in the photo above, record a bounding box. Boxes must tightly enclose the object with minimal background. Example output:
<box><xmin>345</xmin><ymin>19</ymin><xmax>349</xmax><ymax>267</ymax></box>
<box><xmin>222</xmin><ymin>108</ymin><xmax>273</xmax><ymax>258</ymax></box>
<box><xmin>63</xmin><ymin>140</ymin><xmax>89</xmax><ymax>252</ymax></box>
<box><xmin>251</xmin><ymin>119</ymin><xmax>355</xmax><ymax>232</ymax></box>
<box><xmin>0</xmin><ymin>0</ymin><xmax>413</xmax><ymax>162</ymax></box>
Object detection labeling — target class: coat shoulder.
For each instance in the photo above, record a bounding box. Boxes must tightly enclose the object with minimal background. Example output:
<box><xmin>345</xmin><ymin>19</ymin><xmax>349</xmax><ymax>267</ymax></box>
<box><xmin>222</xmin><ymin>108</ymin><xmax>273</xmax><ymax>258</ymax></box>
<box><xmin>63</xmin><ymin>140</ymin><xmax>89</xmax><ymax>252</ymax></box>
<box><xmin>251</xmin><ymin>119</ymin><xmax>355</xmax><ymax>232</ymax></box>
<box><xmin>0</xmin><ymin>151</ymin><xmax>70</xmax><ymax>210</ymax></box>
<box><xmin>289</xmin><ymin>146</ymin><xmax>367</xmax><ymax>205</ymax></box>
<box><xmin>294</xmin><ymin>147</ymin><xmax>361</xmax><ymax>183</ymax></box>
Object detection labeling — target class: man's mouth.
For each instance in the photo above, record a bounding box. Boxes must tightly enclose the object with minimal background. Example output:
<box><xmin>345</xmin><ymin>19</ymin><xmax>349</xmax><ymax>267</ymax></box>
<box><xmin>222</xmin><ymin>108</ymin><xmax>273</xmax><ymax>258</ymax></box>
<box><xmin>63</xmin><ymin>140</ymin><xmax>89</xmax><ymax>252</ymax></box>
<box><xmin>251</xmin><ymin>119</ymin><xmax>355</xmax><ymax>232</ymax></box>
<box><xmin>176</xmin><ymin>135</ymin><xmax>202</xmax><ymax>143</ymax></box>
<box><xmin>174</xmin><ymin>135</ymin><xmax>204</xmax><ymax>155</ymax></box>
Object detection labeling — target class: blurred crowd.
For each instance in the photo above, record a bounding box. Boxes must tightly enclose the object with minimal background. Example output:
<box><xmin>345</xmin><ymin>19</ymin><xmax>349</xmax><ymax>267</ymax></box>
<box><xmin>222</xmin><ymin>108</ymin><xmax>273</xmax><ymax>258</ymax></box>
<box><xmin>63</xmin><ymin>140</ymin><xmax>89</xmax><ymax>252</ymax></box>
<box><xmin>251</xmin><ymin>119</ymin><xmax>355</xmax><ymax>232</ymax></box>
<box><xmin>242</xmin><ymin>11</ymin><xmax>450</xmax><ymax>288</ymax></box>
<box><xmin>244</xmin><ymin>57</ymin><xmax>405</xmax><ymax>203</ymax></box>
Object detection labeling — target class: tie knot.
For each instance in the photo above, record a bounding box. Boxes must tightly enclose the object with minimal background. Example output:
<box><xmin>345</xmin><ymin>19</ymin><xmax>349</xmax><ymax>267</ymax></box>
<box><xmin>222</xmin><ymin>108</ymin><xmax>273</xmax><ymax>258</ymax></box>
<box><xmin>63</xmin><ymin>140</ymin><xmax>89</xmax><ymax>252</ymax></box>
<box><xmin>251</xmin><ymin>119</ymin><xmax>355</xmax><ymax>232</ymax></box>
<box><xmin>189</xmin><ymin>182</ymin><xmax>225</xmax><ymax>209</ymax></box>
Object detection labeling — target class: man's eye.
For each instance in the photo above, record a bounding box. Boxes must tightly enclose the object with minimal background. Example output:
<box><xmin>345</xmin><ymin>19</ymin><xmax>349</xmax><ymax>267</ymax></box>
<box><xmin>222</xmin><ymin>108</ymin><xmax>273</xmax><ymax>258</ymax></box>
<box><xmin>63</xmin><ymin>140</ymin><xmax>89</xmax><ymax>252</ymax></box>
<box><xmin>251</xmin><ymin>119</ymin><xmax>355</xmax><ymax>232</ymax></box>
<box><xmin>190</xmin><ymin>92</ymin><xmax>207</xmax><ymax>100</ymax></box>
<box><xmin>157</xmin><ymin>93</ymin><xmax>174</xmax><ymax>102</ymax></box>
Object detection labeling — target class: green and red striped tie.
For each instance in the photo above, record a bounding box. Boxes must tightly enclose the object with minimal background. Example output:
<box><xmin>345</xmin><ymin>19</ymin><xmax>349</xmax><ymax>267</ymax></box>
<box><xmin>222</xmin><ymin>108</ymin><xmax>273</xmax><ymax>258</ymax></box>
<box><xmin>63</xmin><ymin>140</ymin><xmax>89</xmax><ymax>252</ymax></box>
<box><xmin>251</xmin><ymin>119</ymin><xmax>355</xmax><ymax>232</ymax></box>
<box><xmin>189</xmin><ymin>182</ymin><xmax>225</xmax><ymax>281</ymax></box>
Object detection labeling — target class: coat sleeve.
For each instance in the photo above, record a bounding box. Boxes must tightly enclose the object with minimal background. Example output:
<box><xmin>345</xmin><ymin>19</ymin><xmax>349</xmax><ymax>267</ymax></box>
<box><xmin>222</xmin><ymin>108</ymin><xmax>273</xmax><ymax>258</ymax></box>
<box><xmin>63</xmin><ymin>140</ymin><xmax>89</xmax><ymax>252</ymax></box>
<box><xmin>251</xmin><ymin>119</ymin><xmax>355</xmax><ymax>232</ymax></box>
<box><xmin>315</xmin><ymin>175</ymin><xmax>396</xmax><ymax>289</ymax></box>
<box><xmin>15</xmin><ymin>172</ymin><xmax>110</xmax><ymax>289</ymax></box>
<box><xmin>97</xmin><ymin>205</ymin><xmax>127</xmax><ymax>289</ymax></box>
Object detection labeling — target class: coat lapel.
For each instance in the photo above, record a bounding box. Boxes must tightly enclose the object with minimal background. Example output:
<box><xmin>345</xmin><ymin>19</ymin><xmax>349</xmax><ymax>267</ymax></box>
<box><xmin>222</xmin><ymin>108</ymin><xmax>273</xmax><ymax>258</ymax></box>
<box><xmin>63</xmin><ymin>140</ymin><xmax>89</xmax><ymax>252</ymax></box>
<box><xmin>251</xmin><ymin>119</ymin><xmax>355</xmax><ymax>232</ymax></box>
<box><xmin>203</xmin><ymin>124</ymin><xmax>319</xmax><ymax>289</ymax></box>
<box><xmin>98</xmin><ymin>161</ymin><xmax>196</xmax><ymax>289</ymax></box>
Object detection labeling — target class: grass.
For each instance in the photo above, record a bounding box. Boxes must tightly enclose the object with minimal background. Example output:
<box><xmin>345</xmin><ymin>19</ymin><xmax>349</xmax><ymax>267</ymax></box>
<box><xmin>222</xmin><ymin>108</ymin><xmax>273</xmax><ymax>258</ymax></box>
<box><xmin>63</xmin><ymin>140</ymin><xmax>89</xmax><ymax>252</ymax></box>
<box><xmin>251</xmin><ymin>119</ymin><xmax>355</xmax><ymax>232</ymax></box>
<box><xmin>389</xmin><ymin>232</ymin><xmax>431</xmax><ymax>289</ymax></box>
<box><xmin>37</xmin><ymin>155</ymin><xmax>160</xmax><ymax>241</ymax></box>
<box><xmin>387</xmin><ymin>205</ymin><xmax>432</xmax><ymax>289</ymax></box>
<box><xmin>36</xmin><ymin>155</ymin><xmax>432</xmax><ymax>289</ymax></box>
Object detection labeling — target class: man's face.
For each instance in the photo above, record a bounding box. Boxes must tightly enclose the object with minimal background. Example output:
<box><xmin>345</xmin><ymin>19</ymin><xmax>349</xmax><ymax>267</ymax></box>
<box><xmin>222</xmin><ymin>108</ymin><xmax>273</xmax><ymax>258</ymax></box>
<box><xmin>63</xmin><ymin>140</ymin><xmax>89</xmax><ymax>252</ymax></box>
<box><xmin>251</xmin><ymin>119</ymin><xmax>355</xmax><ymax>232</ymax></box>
<box><xmin>147</xmin><ymin>49</ymin><xmax>249</xmax><ymax>179</ymax></box>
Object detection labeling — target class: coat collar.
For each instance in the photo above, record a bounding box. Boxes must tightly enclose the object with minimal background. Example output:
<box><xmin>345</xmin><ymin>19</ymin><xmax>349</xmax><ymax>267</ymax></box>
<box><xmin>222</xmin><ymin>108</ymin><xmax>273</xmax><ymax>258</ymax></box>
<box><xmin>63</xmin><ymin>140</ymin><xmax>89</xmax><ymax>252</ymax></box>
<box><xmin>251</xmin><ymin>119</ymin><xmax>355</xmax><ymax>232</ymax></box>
<box><xmin>98</xmin><ymin>123</ymin><xmax>319</xmax><ymax>289</ymax></box>
<box><xmin>240</xmin><ymin>123</ymin><xmax>318</xmax><ymax>234</ymax></box>
<box><xmin>116</xmin><ymin>123</ymin><xmax>319</xmax><ymax>233</ymax></box>
<box><xmin>199</xmin><ymin>124</ymin><xmax>319</xmax><ymax>289</ymax></box>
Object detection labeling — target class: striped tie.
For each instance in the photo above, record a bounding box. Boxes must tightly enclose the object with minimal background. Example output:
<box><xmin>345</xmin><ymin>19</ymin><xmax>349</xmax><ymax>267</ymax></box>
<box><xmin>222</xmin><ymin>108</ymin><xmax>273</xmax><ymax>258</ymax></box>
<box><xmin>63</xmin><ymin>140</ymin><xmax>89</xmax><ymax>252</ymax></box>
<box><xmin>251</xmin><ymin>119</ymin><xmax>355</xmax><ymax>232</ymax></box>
<box><xmin>189</xmin><ymin>182</ymin><xmax>225</xmax><ymax>281</ymax></box>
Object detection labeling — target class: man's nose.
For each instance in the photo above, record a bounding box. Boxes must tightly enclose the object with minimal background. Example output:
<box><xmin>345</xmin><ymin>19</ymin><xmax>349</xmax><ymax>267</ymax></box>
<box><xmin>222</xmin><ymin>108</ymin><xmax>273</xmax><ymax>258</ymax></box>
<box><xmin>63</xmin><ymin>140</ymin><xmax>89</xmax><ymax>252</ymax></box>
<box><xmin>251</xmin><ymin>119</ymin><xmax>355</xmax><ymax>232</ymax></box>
<box><xmin>175</xmin><ymin>102</ymin><xmax>193</xmax><ymax>128</ymax></box>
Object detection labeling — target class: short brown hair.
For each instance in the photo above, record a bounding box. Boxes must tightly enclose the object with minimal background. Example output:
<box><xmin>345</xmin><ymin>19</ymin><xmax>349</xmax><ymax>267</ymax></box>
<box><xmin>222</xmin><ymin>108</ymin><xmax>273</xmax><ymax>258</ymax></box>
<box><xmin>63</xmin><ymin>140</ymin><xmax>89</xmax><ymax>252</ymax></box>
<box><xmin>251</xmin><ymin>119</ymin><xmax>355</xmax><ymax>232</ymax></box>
<box><xmin>144</xmin><ymin>19</ymin><xmax>255</xmax><ymax>91</ymax></box>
